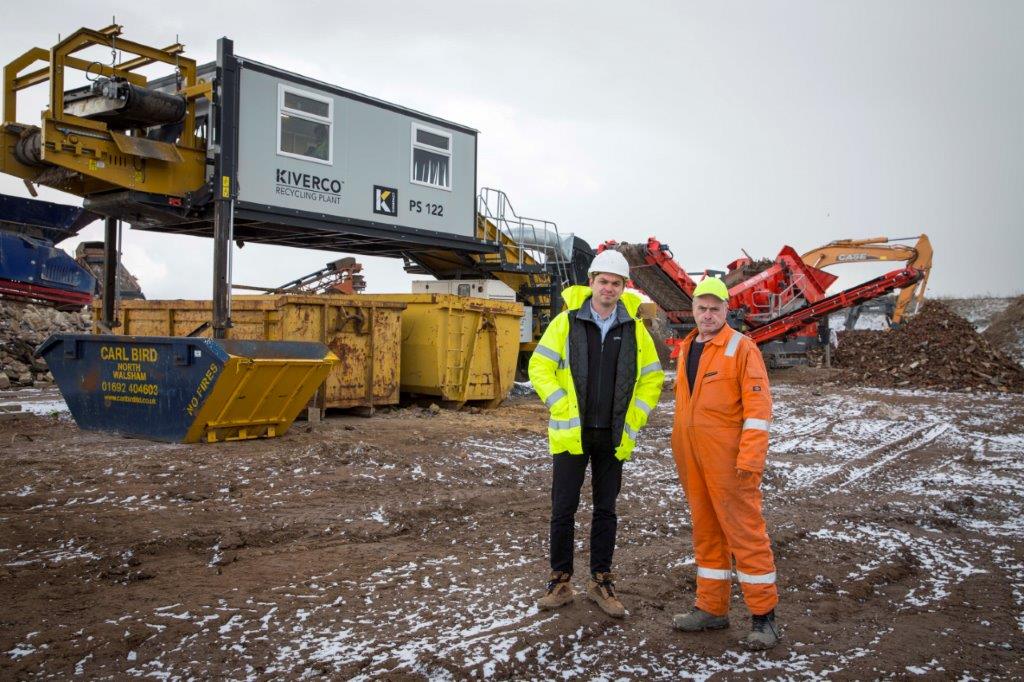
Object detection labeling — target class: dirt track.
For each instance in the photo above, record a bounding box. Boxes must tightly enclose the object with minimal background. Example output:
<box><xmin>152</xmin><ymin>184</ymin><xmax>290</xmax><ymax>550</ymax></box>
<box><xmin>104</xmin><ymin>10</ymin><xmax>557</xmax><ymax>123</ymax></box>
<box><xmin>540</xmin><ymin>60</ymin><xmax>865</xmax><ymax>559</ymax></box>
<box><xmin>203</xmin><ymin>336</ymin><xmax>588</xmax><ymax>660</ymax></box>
<box><xmin>2</xmin><ymin>375</ymin><xmax>1023</xmax><ymax>679</ymax></box>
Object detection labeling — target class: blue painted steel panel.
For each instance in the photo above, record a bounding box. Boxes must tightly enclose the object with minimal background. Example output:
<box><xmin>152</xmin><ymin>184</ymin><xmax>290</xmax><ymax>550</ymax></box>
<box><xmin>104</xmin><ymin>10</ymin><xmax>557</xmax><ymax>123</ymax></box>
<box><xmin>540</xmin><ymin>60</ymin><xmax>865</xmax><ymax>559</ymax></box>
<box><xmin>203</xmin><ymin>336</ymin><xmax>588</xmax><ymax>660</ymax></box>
<box><xmin>0</xmin><ymin>232</ymin><xmax>95</xmax><ymax>296</ymax></box>
<box><xmin>37</xmin><ymin>334</ymin><xmax>329</xmax><ymax>442</ymax></box>
<box><xmin>0</xmin><ymin>193</ymin><xmax>98</xmax><ymax>243</ymax></box>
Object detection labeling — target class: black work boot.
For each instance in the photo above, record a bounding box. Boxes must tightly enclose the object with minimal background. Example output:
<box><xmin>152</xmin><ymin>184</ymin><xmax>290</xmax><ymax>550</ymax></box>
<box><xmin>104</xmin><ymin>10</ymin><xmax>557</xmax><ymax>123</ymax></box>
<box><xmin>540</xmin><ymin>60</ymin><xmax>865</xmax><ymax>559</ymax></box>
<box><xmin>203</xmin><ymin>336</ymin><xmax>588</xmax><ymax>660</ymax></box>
<box><xmin>742</xmin><ymin>609</ymin><xmax>780</xmax><ymax>650</ymax></box>
<box><xmin>537</xmin><ymin>571</ymin><xmax>575</xmax><ymax>610</ymax></box>
<box><xmin>672</xmin><ymin>607</ymin><xmax>730</xmax><ymax>632</ymax></box>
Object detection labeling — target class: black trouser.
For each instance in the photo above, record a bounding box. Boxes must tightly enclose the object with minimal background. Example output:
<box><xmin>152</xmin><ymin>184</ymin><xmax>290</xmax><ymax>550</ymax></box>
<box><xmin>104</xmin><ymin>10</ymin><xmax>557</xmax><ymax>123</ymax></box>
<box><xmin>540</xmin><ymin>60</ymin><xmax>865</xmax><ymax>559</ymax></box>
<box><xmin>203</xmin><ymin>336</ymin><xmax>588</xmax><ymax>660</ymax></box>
<box><xmin>550</xmin><ymin>428</ymin><xmax>624</xmax><ymax>576</ymax></box>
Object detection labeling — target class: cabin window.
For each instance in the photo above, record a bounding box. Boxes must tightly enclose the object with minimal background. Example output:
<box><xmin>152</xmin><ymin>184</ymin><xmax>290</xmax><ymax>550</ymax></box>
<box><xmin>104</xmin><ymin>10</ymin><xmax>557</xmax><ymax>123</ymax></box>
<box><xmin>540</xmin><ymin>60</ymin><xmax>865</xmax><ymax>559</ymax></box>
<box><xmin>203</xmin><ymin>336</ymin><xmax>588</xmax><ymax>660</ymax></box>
<box><xmin>410</xmin><ymin>124</ymin><xmax>452</xmax><ymax>190</ymax></box>
<box><xmin>278</xmin><ymin>85</ymin><xmax>333</xmax><ymax>164</ymax></box>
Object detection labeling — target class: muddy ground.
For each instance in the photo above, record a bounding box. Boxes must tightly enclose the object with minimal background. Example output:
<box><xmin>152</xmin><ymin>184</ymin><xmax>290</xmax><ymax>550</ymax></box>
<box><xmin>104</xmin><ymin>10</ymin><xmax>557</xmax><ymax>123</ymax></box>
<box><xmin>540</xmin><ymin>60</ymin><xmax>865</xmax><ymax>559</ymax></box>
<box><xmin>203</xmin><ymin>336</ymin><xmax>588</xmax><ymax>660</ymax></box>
<box><xmin>1</xmin><ymin>375</ymin><xmax>1023</xmax><ymax>680</ymax></box>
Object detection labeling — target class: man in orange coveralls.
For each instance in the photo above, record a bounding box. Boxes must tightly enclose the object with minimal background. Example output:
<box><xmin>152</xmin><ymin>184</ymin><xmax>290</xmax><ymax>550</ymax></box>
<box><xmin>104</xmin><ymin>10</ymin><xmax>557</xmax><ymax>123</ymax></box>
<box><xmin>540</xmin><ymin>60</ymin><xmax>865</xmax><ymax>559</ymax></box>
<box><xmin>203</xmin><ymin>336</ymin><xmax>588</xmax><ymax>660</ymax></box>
<box><xmin>670</xmin><ymin>276</ymin><xmax>780</xmax><ymax>650</ymax></box>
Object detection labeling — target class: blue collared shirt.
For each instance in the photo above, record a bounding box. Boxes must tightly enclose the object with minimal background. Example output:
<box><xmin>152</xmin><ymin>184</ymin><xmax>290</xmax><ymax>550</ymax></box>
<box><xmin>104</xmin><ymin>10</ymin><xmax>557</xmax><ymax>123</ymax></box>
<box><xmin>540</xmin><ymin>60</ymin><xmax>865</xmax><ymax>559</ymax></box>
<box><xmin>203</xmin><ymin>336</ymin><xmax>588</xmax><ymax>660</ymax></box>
<box><xmin>590</xmin><ymin>302</ymin><xmax>618</xmax><ymax>342</ymax></box>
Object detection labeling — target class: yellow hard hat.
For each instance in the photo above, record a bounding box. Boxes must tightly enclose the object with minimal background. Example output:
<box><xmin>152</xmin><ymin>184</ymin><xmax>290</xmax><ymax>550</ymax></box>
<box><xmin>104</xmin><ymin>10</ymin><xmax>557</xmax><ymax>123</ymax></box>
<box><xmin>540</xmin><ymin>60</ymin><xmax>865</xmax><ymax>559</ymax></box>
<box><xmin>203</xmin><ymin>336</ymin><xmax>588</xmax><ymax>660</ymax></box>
<box><xmin>692</xmin><ymin>276</ymin><xmax>729</xmax><ymax>301</ymax></box>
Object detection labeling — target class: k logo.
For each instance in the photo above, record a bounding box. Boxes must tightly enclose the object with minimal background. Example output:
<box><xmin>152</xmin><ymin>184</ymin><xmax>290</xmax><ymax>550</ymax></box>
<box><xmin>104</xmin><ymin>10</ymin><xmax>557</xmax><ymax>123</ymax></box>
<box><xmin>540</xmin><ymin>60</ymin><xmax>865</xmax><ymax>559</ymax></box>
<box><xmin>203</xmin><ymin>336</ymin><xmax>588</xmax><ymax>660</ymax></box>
<box><xmin>373</xmin><ymin>185</ymin><xmax>398</xmax><ymax>215</ymax></box>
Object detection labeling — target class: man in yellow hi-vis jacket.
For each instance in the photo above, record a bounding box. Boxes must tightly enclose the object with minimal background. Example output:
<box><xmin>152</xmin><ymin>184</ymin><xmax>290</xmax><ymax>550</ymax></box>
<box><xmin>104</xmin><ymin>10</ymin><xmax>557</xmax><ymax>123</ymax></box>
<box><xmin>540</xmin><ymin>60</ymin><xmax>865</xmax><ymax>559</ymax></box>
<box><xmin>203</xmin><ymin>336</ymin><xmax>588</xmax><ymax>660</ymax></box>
<box><xmin>528</xmin><ymin>249</ymin><xmax>664</xmax><ymax>618</ymax></box>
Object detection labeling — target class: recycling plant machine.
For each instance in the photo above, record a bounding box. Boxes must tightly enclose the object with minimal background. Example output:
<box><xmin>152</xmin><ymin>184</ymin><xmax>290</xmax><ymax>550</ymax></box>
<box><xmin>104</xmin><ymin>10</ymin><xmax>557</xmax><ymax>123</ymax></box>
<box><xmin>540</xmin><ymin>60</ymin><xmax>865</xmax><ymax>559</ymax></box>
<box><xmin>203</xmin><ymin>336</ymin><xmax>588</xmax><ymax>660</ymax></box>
<box><xmin>1</xmin><ymin>25</ymin><xmax>588</xmax><ymax>441</ymax></box>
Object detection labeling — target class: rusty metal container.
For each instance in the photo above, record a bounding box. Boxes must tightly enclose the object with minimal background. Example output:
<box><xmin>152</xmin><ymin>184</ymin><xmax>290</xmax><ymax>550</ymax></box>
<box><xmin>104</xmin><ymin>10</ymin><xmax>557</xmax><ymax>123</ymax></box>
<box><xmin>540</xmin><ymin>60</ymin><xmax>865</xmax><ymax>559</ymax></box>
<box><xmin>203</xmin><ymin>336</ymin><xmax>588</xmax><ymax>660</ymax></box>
<box><xmin>360</xmin><ymin>293</ymin><xmax>523</xmax><ymax>406</ymax></box>
<box><xmin>99</xmin><ymin>295</ymin><xmax>404</xmax><ymax>409</ymax></box>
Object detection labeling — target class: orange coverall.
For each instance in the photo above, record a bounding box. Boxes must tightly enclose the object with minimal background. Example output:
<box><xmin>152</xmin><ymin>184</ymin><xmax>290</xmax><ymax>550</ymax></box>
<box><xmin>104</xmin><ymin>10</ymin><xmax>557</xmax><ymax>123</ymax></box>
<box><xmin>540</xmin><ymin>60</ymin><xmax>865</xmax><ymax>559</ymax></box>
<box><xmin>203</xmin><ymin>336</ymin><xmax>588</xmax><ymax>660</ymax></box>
<box><xmin>670</xmin><ymin>324</ymin><xmax>777</xmax><ymax>616</ymax></box>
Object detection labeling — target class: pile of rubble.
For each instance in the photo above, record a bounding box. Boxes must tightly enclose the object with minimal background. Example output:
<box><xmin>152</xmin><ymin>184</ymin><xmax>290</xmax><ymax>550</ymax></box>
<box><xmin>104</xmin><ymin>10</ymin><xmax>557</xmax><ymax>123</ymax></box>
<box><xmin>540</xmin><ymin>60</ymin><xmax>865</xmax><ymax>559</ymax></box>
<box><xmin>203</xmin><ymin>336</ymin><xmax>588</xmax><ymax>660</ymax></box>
<box><xmin>833</xmin><ymin>300</ymin><xmax>1024</xmax><ymax>393</ymax></box>
<box><xmin>983</xmin><ymin>295</ymin><xmax>1024</xmax><ymax>365</ymax></box>
<box><xmin>0</xmin><ymin>301</ymin><xmax>92</xmax><ymax>390</ymax></box>
<box><xmin>723</xmin><ymin>257</ymin><xmax>775</xmax><ymax>288</ymax></box>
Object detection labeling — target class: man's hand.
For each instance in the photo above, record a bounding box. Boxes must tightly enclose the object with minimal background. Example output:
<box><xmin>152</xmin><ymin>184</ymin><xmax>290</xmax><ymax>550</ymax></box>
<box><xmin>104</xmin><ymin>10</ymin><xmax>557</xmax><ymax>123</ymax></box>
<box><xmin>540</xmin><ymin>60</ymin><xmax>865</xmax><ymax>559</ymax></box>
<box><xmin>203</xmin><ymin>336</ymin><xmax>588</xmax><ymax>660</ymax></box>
<box><xmin>736</xmin><ymin>468</ymin><xmax>757</xmax><ymax>480</ymax></box>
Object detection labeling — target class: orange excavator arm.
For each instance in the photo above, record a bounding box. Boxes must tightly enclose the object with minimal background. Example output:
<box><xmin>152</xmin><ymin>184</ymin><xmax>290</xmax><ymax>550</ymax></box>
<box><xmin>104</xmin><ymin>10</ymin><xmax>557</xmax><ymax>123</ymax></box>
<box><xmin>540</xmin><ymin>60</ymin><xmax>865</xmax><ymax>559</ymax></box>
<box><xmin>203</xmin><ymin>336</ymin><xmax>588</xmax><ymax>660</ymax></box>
<box><xmin>801</xmin><ymin>234</ymin><xmax>932</xmax><ymax>325</ymax></box>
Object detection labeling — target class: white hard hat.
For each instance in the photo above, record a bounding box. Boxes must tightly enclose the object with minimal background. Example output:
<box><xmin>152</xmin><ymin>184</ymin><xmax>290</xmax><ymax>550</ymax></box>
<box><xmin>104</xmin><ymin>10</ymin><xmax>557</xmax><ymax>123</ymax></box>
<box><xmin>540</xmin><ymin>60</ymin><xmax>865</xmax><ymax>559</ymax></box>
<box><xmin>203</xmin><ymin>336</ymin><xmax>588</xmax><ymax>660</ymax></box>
<box><xmin>589</xmin><ymin>249</ymin><xmax>631</xmax><ymax>280</ymax></box>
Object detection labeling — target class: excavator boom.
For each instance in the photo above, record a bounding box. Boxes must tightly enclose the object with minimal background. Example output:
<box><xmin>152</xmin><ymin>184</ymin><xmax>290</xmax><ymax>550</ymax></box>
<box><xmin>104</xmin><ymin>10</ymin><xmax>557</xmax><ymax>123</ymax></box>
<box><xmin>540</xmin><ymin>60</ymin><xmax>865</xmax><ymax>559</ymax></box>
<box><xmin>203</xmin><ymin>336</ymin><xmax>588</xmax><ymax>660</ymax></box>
<box><xmin>800</xmin><ymin>234</ymin><xmax>932</xmax><ymax>324</ymax></box>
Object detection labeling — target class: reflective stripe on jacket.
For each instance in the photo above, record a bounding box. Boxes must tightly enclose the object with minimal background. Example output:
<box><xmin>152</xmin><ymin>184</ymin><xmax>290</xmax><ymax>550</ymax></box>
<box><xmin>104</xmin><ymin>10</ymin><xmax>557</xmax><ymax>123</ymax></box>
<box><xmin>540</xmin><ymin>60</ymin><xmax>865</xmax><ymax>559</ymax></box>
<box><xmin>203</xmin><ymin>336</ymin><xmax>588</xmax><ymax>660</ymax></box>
<box><xmin>528</xmin><ymin>286</ymin><xmax>665</xmax><ymax>461</ymax></box>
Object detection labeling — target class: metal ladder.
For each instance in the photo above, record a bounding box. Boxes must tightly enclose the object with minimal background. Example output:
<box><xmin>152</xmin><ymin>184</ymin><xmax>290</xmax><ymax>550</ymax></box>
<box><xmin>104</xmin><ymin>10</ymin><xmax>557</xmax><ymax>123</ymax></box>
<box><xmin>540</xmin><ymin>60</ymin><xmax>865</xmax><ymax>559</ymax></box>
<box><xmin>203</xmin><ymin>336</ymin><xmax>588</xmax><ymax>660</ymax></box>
<box><xmin>445</xmin><ymin>303</ymin><xmax>466</xmax><ymax>395</ymax></box>
<box><xmin>477</xmin><ymin>187</ymin><xmax>574</xmax><ymax>290</ymax></box>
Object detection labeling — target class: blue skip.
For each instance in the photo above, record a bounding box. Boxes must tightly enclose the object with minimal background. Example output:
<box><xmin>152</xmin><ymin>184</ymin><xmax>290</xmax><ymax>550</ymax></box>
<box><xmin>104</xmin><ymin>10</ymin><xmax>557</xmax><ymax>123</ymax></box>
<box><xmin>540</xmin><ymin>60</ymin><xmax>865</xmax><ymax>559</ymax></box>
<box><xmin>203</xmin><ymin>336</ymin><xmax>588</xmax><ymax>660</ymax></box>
<box><xmin>37</xmin><ymin>334</ymin><xmax>337</xmax><ymax>443</ymax></box>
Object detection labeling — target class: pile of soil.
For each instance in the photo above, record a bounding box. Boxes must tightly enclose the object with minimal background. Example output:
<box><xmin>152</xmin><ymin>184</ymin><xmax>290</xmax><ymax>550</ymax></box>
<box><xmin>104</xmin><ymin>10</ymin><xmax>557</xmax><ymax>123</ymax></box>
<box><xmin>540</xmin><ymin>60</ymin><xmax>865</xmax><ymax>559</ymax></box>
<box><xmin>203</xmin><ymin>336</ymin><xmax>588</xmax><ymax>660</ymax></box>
<box><xmin>982</xmin><ymin>295</ymin><xmax>1024</xmax><ymax>364</ymax></box>
<box><xmin>833</xmin><ymin>300</ymin><xmax>1024</xmax><ymax>392</ymax></box>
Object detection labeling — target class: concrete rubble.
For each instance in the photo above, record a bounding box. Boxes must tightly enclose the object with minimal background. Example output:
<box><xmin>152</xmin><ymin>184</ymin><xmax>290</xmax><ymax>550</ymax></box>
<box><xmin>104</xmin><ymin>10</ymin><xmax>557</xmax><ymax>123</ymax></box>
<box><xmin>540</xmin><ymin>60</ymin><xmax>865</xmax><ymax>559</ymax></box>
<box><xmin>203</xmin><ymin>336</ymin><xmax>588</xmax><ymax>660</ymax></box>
<box><xmin>0</xmin><ymin>301</ymin><xmax>92</xmax><ymax>389</ymax></box>
<box><xmin>833</xmin><ymin>300</ymin><xmax>1024</xmax><ymax>392</ymax></box>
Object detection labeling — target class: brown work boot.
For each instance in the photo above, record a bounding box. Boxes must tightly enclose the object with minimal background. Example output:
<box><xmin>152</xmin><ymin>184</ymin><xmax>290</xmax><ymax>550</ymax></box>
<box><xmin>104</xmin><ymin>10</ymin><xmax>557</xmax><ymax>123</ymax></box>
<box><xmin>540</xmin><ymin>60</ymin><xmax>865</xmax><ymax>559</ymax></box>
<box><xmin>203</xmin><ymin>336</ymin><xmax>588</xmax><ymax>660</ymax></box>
<box><xmin>587</xmin><ymin>572</ymin><xmax>626</xmax><ymax>618</ymax></box>
<box><xmin>537</xmin><ymin>572</ymin><xmax>575</xmax><ymax>610</ymax></box>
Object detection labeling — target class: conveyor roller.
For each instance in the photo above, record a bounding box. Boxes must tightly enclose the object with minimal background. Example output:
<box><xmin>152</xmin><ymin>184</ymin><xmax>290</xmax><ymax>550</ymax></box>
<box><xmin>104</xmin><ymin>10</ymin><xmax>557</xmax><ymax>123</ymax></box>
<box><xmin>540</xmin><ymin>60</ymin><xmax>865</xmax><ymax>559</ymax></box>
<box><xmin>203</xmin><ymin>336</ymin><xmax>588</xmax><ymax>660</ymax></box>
<box><xmin>64</xmin><ymin>77</ymin><xmax>187</xmax><ymax>129</ymax></box>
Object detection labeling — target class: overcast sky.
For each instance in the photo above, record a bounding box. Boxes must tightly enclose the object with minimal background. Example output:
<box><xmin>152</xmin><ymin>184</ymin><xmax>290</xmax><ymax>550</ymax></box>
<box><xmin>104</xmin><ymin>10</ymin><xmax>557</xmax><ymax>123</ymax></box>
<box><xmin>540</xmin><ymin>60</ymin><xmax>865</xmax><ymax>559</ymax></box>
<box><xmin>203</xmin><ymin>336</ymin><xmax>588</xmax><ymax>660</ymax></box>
<box><xmin>2</xmin><ymin>0</ymin><xmax>1021</xmax><ymax>299</ymax></box>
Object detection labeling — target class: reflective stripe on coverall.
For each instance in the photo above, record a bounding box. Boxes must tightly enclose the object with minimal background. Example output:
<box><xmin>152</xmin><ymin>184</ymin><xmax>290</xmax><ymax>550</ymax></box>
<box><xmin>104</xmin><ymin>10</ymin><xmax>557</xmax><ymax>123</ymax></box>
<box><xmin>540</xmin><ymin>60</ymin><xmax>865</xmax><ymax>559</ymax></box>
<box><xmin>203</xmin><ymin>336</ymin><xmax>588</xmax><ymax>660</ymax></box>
<box><xmin>670</xmin><ymin>324</ymin><xmax>777</xmax><ymax>616</ymax></box>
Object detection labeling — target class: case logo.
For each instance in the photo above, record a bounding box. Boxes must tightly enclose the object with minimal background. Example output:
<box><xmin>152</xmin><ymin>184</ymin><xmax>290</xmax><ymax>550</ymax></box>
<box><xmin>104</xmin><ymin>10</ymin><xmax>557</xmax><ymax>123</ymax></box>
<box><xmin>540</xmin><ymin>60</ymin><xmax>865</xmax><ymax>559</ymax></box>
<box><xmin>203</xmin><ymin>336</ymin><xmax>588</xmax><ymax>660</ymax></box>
<box><xmin>374</xmin><ymin>185</ymin><xmax>398</xmax><ymax>216</ymax></box>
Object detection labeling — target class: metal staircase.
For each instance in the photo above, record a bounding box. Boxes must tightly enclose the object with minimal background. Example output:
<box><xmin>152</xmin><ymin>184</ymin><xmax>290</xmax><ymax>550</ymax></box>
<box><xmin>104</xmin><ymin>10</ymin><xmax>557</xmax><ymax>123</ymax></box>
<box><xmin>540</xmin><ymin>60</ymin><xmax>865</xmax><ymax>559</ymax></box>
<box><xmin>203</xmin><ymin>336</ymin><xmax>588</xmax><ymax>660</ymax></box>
<box><xmin>403</xmin><ymin>187</ymin><xmax>592</xmax><ymax>346</ymax></box>
<box><xmin>476</xmin><ymin>187</ymin><xmax>574</xmax><ymax>291</ymax></box>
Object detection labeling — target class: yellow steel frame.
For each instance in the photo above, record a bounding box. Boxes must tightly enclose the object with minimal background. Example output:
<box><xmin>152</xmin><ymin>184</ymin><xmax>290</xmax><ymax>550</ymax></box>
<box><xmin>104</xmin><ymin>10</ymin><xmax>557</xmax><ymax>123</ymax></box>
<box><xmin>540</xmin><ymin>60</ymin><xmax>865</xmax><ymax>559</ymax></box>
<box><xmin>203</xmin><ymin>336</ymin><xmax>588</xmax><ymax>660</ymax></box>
<box><xmin>1</xmin><ymin>24</ymin><xmax>208</xmax><ymax>198</ymax></box>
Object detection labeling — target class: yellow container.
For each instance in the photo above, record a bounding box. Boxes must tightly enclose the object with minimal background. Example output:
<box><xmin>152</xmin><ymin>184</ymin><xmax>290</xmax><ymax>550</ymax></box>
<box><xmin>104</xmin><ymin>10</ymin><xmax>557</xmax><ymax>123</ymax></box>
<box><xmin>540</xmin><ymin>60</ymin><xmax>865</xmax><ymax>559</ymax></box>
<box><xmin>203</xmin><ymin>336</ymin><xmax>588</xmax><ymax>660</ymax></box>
<box><xmin>100</xmin><ymin>295</ymin><xmax>405</xmax><ymax>410</ymax></box>
<box><xmin>361</xmin><ymin>294</ymin><xmax>523</xmax><ymax>406</ymax></box>
<box><xmin>190</xmin><ymin>345</ymin><xmax>337</xmax><ymax>443</ymax></box>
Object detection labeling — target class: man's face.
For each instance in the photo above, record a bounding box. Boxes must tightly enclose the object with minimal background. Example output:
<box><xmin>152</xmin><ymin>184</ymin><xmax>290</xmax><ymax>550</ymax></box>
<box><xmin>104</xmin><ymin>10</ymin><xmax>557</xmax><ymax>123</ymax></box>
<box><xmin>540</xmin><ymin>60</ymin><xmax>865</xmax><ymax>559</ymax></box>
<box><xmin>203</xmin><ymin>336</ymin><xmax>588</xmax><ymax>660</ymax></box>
<box><xmin>589</xmin><ymin>272</ymin><xmax>626</xmax><ymax>308</ymax></box>
<box><xmin>692</xmin><ymin>294</ymin><xmax>728</xmax><ymax>336</ymax></box>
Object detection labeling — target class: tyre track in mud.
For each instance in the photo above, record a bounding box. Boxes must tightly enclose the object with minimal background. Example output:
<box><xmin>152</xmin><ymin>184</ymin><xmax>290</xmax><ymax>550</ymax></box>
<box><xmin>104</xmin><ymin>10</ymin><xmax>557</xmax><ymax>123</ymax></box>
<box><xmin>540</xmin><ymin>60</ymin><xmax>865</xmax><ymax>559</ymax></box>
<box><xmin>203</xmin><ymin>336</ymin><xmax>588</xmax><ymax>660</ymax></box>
<box><xmin>762</xmin><ymin>387</ymin><xmax>1024</xmax><ymax>681</ymax></box>
<box><xmin>834</xmin><ymin>421</ymin><xmax>952</xmax><ymax>490</ymax></box>
<box><xmin>2</xmin><ymin>384</ymin><xmax>1023</xmax><ymax>679</ymax></box>
<box><xmin>772</xmin><ymin>418</ymin><xmax>952</xmax><ymax>494</ymax></box>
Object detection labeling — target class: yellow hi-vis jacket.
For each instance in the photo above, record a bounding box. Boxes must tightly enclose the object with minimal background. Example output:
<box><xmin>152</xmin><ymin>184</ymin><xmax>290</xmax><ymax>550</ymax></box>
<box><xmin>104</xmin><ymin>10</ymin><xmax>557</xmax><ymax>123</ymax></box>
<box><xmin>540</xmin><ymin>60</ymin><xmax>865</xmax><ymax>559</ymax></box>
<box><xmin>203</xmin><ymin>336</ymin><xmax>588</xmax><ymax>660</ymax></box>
<box><xmin>528</xmin><ymin>286</ymin><xmax>665</xmax><ymax>461</ymax></box>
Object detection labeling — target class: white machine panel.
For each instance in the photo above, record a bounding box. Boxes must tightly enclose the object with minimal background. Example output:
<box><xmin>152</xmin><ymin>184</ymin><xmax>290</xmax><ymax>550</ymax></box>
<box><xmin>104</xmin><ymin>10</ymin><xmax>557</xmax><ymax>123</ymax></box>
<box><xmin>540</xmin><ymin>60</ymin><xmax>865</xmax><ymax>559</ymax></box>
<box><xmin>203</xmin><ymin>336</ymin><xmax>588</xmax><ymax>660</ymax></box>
<box><xmin>412</xmin><ymin>279</ymin><xmax>516</xmax><ymax>301</ymax></box>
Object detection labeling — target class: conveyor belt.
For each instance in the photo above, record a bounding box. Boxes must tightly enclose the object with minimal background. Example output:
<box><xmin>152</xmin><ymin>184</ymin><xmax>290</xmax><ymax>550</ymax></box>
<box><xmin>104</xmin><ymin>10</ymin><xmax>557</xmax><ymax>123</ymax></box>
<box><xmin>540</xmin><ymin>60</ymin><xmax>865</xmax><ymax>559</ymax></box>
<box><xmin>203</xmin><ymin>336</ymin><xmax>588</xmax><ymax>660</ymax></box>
<box><xmin>612</xmin><ymin>242</ymin><xmax>693</xmax><ymax>313</ymax></box>
<box><xmin>747</xmin><ymin>267</ymin><xmax>922</xmax><ymax>344</ymax></box>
